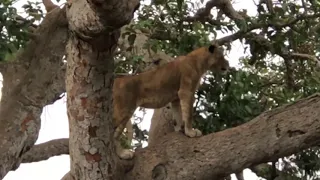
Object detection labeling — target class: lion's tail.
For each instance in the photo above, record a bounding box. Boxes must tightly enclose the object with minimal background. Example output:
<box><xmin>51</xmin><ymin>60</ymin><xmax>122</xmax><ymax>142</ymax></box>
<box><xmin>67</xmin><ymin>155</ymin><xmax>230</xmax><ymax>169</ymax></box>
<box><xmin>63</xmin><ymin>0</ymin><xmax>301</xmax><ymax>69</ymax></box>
<box><xmin>125</xmin><ymin>120</ymin><xmax>133</xmax><ymax>144</ymax></box>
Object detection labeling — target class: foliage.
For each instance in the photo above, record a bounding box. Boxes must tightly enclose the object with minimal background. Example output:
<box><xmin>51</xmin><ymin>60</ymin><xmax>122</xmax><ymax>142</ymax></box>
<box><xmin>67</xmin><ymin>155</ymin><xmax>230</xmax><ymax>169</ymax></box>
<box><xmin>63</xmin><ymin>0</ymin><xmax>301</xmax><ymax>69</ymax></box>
<box><xmin>0</xmin><ymin>0</ymin><xmax>43</xmax><ymax>61</ymax></box>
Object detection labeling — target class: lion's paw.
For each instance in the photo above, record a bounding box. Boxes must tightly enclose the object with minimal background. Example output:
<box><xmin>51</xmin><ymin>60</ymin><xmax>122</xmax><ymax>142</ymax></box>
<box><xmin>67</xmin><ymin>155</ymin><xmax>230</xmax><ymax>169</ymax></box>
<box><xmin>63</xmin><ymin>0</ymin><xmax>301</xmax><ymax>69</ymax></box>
<box><xmin>118</xmin><ymin>149</ymin><xmax>134</xmax><ymax>160</ymax></box>
<box><xmin>185</xmin><ymin>128</ymin><xmax>202</xmax><ymax>138</ymax></box>
<box><xmin>194</xmin><ymin>128</ymin><xmax>202</xmax><ymax>137</ymax></box>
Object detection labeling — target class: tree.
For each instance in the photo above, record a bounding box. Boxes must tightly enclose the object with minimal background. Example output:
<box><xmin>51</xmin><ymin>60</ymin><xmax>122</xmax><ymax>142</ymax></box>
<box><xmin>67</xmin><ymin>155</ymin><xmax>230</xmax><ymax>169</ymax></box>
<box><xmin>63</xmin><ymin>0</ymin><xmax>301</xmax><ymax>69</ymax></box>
<box><xmin>1</xmin><ymin>0</ymin><xmax>320</xmax><ymax>179</ymax></box>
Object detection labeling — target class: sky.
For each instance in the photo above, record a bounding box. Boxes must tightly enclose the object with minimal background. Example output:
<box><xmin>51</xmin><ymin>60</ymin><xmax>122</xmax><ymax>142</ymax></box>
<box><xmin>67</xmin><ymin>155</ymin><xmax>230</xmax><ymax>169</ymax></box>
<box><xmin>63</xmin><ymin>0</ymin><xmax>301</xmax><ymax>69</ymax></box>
<box><xmin>3</xmin><ymin>0</ymin><xmax>263</xmax><ymax>179</ymax></box>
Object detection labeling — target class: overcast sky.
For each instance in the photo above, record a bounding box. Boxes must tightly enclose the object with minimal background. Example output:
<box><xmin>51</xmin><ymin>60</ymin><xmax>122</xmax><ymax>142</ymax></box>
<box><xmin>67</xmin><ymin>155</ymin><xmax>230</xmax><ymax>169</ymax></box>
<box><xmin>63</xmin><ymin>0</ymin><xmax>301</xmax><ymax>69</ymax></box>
<box><xmin>3</xmin><ymin>0</ymin><xmax>262</xmax><ymax>179</ymax></box>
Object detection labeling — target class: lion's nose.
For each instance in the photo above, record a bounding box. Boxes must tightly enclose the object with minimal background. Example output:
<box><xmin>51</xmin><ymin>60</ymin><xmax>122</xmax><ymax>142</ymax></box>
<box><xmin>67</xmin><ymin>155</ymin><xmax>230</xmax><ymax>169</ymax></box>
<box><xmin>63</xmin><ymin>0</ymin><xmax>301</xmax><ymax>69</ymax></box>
<box><xmin>221</xmin><ymin>67</ymin><xmax>227</xmax><ymax>71</ymax></box>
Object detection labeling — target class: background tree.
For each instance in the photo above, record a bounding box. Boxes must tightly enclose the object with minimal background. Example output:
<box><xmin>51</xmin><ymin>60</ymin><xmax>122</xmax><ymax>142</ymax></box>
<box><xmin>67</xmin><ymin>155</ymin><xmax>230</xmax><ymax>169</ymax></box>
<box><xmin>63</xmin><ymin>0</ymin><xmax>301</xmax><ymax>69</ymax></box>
<box><xmin>1</xmin><ymin>0</ymin><xmax>320</xmax><ymax>179</ymax></box>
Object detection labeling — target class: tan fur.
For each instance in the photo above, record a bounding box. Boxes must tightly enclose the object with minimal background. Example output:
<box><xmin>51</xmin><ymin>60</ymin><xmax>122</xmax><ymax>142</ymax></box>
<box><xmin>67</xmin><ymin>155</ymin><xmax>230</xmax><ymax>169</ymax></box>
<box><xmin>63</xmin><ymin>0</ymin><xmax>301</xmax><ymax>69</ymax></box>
<box><xmin>113</xmin><ymin>44</ymin><xmax>230</xmax><ymax>159</ymax></box>
<box><xmin>117</xmin><ymin>58</ymin><xmax>170</xmax><ymax>149</ymax></box>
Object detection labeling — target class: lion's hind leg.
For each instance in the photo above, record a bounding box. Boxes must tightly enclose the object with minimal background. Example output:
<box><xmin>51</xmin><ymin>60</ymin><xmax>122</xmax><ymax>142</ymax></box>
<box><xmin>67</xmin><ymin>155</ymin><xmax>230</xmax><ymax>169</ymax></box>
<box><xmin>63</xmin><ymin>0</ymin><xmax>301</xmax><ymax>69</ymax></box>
<box><xmin>113</xmin><ymin>105</ymin><xmax>136</xmax><ymax>160</ymax></box>
<box><xmin>171</xmin><ymin>100</ymin><xmax>184</xmax><ymax>133</ymax></box>
<box><xmin>114</xmin><ymin>122</ymin><xmax>134</xmax><ymax>160</ymax></box>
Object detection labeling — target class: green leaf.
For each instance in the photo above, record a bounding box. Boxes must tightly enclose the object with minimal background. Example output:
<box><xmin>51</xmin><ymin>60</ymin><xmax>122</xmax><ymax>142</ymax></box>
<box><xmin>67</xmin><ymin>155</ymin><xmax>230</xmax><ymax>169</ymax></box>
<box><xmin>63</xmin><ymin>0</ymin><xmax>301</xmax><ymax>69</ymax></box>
<box><xmin>311</xmin><ymin>75</ymin><xmax>320</xmax><ymax>84</ymax></box>
<box><xmin>4</xmin><ymin>52</ymin><xmax>14</xmax><ymax>61</ymax></box>
<box><xmin>151</xmin><ymin>44</ymin><xmax>158</xmax><ymax>53</ymax></box>
<box><xmin>7</xmin><ymin>43</ymin><xmax>17</xmax><ymax>53</ymax></box>
<box><xmin>244</xmin><ymin>105</ymin><xmax>252</xmax><ymax>114</ymax></box>
<box><xmin>238</xmin><ymin>82</ymin><xmax>245</xmax><ymax>88</ymax></box>
<box><xmin>132</xmin><ymin>55</ymin><xmax>143</xmax><ymax>62</ymax></box>
<box><xmin>235</xmin><ymin>19</ymin><xmax>247</xmax><ymax>32</ymax></box>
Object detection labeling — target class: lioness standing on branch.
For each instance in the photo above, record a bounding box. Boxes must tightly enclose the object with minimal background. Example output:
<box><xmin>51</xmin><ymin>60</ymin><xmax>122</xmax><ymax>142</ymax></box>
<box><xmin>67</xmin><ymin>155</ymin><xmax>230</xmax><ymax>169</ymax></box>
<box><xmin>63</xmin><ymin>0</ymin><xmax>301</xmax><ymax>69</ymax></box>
<box><xmin>113</xmin><ymin>44</ymin><xmax>230</xmax><ymax>159</ymax></box>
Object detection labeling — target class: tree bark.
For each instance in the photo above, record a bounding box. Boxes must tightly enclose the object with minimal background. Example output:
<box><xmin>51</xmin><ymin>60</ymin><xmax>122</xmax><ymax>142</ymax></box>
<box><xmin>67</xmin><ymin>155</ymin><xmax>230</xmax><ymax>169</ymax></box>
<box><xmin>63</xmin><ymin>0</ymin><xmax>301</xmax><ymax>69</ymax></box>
<box><xmin>65</xmin><ymin>0</ymin><xmax>139</xmax><ymax>179</ymax></box>
<box><xmin>126</xmin><ymin>93</ymin><xmax>320</xmax><ymax>180</ymax></box>
<box><xmin>148</xmin><ymin>100</ymin><xmax>237</xmax><ymax>180</ymax></box>
<box><xmin>21</xmin><ymin>138</ymin><xmax>69</xmax><ymax>163</ymax></box>
<box><xmin>148</xmin><ymin>104</ymin><xmax>175</xmax><ymax>146</ymax></box>
<box><xmin>66</xmin><ymin>27</ymin><xmax>120</xmax><ymax>180</ymax></box>
<box><xmin>0</xmin><ymin>7</ymin><xmax>67</xmax><ymax>178</ymax></box>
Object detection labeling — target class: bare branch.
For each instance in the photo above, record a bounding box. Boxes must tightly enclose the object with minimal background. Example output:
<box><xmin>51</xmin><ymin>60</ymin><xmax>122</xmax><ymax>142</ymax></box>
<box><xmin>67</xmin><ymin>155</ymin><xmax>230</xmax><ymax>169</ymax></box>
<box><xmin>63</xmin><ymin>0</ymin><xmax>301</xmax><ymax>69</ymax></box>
<box><xmin>184</xmin><ymin>0</ymin><xmax>244</xmax><ymax>23</ymax></box>
<box><xmin>14</xmin><ymin>15</ymin><xmax>38</xmax><ymax>30</ymax></box>
<box><xmin>243</xmin><ymin>32</ymin><xmax>320</xmax><ymax>67</ymax></box>
<box><xmin>126</xmin><ymin>93</ymin><xmax>320</xmax><ymax>179</ymax></box>
<box><xmin>216</xmin><ymin>13</ymin><xmax>320</xmax><ymax>45</ymax></box>
<box><xmin>21</xmin><ymin>138</ymin><xmax>69</xmax><ymax>163</ymax></box>
<box><xmin>290</xmin><ymin>52</ymin><xmax>320</xmax><ymax>66</ymax></box>
<box><xmin>181</xmin><ymin>0</ymin><xmax>247</xmax><ymax>33</ymax></box>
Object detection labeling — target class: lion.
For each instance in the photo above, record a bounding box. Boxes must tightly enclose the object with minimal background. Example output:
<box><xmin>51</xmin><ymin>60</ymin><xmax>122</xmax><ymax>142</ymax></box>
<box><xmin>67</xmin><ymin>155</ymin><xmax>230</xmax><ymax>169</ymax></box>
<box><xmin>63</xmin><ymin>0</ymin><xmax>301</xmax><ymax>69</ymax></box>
<box><xmin>113</xmin><ymin>44</ymin><xmax>230</xmax><ymax>160</ymax></box>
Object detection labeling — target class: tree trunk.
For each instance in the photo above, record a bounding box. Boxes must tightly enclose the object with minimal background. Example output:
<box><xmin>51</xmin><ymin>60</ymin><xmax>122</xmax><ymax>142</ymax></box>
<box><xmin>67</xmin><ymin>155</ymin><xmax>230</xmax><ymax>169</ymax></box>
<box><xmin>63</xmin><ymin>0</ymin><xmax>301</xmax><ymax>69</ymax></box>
<box><xmin>0</xmin><ymin>7</ymin><xmax>67</xmax><ymax>178</ymax></box>
<box><xmin>66</xmin><ymin>28</ymin><xmax>121</xmax><ymax>179</ymax></box>
<box><xmin>65</xmin><ymin>0</ymin><xmax>139</xmax><ymax>179</ymax></box>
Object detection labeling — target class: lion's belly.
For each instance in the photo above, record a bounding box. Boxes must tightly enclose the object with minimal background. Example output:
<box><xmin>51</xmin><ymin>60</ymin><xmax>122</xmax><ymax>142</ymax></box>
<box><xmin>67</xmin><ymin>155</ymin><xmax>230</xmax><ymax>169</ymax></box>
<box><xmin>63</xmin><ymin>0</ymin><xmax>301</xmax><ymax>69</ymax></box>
<box><xmin>137</xmin><ymin>92</ymin><xmax>178</xmax><ymax>109</ymax></box>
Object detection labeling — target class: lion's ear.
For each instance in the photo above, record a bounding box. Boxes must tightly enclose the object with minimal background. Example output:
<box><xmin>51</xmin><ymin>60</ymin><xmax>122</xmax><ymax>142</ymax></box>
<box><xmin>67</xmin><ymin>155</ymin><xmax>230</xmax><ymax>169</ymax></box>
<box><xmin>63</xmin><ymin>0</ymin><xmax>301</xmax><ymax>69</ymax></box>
<box><xmin>208</xmin><ymin>45</ymin><xmax>215</xmax><ymax>53</ymax></box>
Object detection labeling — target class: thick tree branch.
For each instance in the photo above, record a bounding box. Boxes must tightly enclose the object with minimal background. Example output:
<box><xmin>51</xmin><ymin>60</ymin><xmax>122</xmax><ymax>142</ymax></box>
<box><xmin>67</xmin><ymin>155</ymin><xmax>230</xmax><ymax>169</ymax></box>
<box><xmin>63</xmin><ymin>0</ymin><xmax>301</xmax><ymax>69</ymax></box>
<box><xmin>0</xmin><ymin>62</ymin><xmax>29</xmax><ymax>96</ymax></box>
<box><xmin>126</xmin><ymin>93</ymin><xmax>320</xmax><ymax>179</ymax></box>
<box><xmin>0</xmin><ymin>6</ymin><xmax>68</xmax><ymax>178</ymax></box>
<box><xmin>21</xmin><ymin>138</ymin><xmax>69</xmax><ymax>163</ymax></box>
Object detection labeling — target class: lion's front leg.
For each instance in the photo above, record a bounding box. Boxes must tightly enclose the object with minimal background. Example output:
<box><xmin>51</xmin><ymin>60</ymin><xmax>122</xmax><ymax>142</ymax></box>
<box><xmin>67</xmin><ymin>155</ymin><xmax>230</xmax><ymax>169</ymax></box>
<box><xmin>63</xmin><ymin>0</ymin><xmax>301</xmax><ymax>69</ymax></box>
<box><xmin>178</xmin><ymin>90</ymin><xmax>202</xmax><ymax>138</ymax></box>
